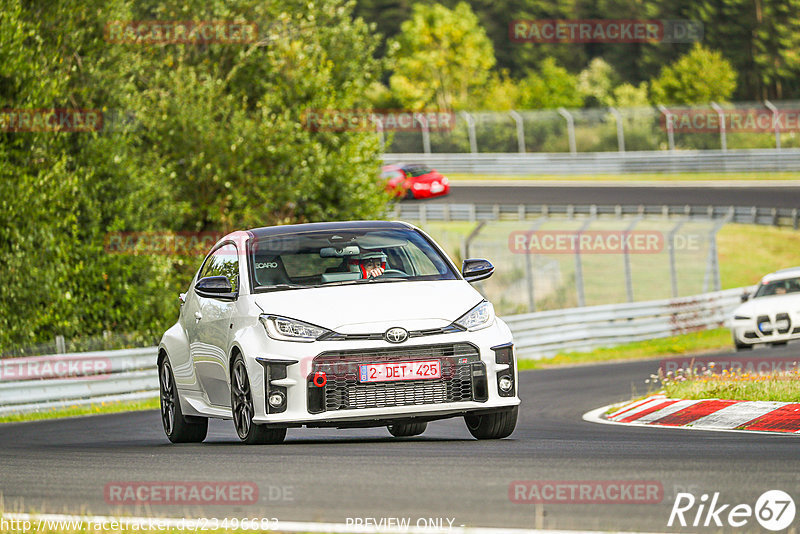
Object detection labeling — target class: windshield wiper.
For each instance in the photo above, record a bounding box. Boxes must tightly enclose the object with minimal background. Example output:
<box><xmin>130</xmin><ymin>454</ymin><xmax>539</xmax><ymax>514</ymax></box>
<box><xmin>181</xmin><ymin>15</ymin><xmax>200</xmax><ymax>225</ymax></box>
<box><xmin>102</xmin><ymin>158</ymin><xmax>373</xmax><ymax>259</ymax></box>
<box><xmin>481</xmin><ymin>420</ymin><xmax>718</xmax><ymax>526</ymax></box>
<box><xmin>258</xmin><ymin>283</ymin><xmax>311</xmax><ymax>292</ymax></box>
<box><xmin>313</xmin><ymin>277</ymin><xmax>407</xmax><ymax>288</ymax></box>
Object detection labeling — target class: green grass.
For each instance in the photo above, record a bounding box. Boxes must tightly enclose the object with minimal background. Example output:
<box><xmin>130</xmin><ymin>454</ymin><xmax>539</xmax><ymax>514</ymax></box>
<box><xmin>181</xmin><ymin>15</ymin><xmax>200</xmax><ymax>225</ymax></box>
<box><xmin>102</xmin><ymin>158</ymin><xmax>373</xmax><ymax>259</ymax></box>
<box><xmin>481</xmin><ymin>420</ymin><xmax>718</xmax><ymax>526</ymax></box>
<box><xmin>0</xmin><ymin>397</ymin><xmax>159</xmax><ymax>424</ymax></box>
<box><xmin>517</xmin><ymin>328</ymin><xmax>732</xmax><ymax>370</ymax></box>
<box><xmin>718</xmin><ymin>223</ymin><xmax>800</xmax><ymax>289</ymax></box>
<box><xmin>653</xmin><ymin>359</ymin><xmax>800</xmax><ymax>402</ymax></box>
<box><xmin>663</xmin><ymin>378</ymin><xmax>800</xmax><ymax>403</ymax></box>
<box><xmin>448</xmin><ymin>171</ymin><xmax>800</xmax><ymax>182</ymax></box>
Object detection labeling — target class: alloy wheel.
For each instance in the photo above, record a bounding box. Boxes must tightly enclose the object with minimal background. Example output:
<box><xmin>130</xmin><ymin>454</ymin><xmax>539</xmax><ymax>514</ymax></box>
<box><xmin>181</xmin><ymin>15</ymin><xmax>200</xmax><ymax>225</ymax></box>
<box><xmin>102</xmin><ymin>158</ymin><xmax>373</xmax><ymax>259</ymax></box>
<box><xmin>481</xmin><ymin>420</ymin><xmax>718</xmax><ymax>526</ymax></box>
<box><xmin>231</xmin><ymin>359</ymin><xmax>253</xmax><ymax>439</ymax></box>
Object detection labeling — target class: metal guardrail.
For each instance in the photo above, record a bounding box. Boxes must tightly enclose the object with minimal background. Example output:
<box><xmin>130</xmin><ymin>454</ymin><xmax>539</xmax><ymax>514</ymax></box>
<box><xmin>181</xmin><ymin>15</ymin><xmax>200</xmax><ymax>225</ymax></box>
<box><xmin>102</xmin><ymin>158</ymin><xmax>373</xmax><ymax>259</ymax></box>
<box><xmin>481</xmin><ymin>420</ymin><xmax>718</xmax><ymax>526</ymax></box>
<box><xmin>505</xmin><ymin>287</ymin><xmax>746</xmax><ymax>359</ymax></box>
<box><xmin>391</xmin><ymin>203</ymin><xmax>800</xmax><ymax>229</ymax></box>
<box><xmin>0</xmin><ymin>347</ymin><xmax>158</xmax><ymax>416</ymax></box>
<box><xmin>0</xmin><ymin>288</ymin><xmax>747</xmax><ymax>413</ymax></box>
<box><xmin>383</xmin><ymin>149</ymin><xmax>800</xmax><ymax>175</ymax></box>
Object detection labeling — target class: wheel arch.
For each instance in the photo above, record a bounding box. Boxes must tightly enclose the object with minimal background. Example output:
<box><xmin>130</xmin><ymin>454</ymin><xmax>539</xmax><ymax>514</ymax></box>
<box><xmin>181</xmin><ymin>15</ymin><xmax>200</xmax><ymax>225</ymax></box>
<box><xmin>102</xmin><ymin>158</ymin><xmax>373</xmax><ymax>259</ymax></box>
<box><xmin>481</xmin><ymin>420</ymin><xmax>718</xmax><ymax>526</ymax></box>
<box><xmin>229</xmin><ymin>344</ymin><xmax>243</xmax><ymax>378</ymax></box>
<box><xmin>157</xmin><ymin>346</ymin><xmax>169</xmax><ymax>366</ymax></box>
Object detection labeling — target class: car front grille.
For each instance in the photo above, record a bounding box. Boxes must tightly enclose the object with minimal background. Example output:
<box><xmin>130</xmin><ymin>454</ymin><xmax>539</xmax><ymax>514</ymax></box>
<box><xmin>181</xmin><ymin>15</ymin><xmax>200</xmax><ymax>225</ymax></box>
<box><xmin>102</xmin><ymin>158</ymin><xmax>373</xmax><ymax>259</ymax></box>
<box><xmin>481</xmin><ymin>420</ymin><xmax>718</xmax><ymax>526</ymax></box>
<box><xmin>307</xmin><ymin>343</ymin><xmax>486</xmax><ymax>413</ymax></box>
<box><xmin>756</xmin><ymin>313</ymin><xmax>792</xmax><ymax>336</ymax></box>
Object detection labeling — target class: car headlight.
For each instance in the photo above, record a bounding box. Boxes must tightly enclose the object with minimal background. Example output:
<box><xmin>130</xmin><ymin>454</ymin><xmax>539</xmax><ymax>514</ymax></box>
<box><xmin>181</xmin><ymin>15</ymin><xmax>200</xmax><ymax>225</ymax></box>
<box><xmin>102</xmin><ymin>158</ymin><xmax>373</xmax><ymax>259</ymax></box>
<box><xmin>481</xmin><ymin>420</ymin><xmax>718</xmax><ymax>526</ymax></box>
<box><xmin>454</xmin><ymin>301</ymin><xmax>495</xmax><ymax>331</ymax></box>
<box><xmin>260</xmin><ymin>315</ymin><xmax>331</xmax><ymax>342</ymax></box>
<box><xmin>733</xmin><ymin>315</ymin><xmax>751</xmax><ymax>321</ymax></box>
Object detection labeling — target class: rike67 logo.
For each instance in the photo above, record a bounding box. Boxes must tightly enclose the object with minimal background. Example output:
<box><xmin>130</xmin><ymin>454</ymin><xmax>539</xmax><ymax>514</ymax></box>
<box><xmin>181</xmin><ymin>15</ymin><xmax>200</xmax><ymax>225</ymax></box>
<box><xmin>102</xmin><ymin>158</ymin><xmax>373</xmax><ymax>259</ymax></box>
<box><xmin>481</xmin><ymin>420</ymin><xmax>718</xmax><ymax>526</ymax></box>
<box><xmin>669</xmin><ymin>490</ymin><xmax>795</xmax><ymax>531</ymax></box>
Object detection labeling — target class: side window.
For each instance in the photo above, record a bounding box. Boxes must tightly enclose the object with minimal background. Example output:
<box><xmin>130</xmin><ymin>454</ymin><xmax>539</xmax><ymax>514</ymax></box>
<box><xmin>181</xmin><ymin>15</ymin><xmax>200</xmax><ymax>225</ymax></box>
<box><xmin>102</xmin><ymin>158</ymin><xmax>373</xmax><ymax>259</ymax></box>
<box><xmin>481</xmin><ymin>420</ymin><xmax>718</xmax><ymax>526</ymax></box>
<box><xmin>198</xmin><ymin>243</ymin><xmax>239</xmax><ymax>292</ymax></box>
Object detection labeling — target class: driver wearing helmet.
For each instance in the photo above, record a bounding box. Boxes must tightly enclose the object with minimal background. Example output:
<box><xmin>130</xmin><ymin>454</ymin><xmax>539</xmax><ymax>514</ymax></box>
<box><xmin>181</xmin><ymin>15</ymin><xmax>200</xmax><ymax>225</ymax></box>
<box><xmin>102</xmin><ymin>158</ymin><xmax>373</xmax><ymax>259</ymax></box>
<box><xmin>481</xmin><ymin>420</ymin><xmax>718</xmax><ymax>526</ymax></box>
<box><xmin>351</xmin><ymin>250</ymin><xmax>387</xmax><ymax>278</ymax></box>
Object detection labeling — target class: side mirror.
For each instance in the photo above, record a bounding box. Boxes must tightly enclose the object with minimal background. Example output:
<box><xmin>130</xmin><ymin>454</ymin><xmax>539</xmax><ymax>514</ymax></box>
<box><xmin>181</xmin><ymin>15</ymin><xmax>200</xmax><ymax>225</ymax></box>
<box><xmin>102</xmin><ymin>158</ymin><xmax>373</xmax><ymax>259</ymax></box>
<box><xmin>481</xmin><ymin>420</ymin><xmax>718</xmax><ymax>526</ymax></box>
<box><xmin>462</xmin><ymin>258</ymin><xmax>494</xmax><ymax>283</ymax></box>
<box><xmin>741</xmin><ymin>292</ymin><xmax>750</xmax><ymax>303</ymax></box>
<box><xmin>195</xmin><ymin>276</ymin><xmax>235</xmax><ymax>299</ymax></box>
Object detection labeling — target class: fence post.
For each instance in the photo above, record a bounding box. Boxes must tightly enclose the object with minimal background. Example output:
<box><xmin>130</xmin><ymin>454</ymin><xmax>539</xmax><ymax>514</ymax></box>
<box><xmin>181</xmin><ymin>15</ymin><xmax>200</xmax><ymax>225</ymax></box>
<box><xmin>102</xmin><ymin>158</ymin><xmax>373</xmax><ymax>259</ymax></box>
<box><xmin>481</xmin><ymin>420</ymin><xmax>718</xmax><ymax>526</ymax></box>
<box><xmin>668</xmin><ymin>220</ymin><xmax>686</xmax><ymax>298</ymax></box>
<box><xmin>702</xmin><ymin>213</ymin><xmax>731</xmax><ymax>292</ymax></box>
<box><xmin>574</xmin><ymin>218</ymin><xmax>593</xmax><ymax>306</ymax></box>
<box><xmin>509</xmin><ymin>110</ymin><xmax>526</xmax><ymax>153</ymax></box>
<box><xmin>710</xmin><ymin>102</ymin><xmax>727</xmax><ymax>152</ymax></box>
<box><xmin>415</xmin><ymin>113</ymin><xmax>431</xmax><ymax>154</ymax></box>
<box><xmin>657</xmin><ymin>104</ymin><xmax>675</xmax><ymax>151</ymax></box>
<box><xmin>623</xmin><ymin>217</ymin><xmax>641</xmax><ymax>302</ymax></box>
<box><xmin>765</xmin><ymin>100</ymin><xmax>781</xmax><ymax>150</ymax></box>
<box><xmin>374</xmin><ymin>116</ymin><xmax>385</xmax><ymax>151</ymax></box>
<box><xmin>557</xmin><ymin>107</ymin><xmax>577</xmax><ymax>155</ymax></box>
<box><xmin>462</xmin><ymin>221</ymin><xmax>486</xmax><ymax>260</ymax></box>
<box><xmin>461</xmin><ymin>111</ymin><xmax>478</xmax><ymax>154</ymax></box>
<box><xmin>608</xmin><ymin>106</ymin><xmax>625</xmax><ymax>152</ymax></box>
<box><xmin>55</xmin><ymin>335</ymin><xmax>66</xmax><ymax>354</ymax></box>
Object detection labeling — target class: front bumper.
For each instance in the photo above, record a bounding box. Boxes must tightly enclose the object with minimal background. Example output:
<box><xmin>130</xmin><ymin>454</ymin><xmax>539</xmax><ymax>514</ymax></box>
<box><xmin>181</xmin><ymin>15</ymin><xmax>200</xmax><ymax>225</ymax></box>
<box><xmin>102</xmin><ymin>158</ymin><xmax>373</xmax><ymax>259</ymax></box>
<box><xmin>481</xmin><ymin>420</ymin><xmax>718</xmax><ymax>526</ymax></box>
<box><xmin>243</xmin><ymin>321</ymin><xmax>519</xmax><ymax>426</ymax></box>
<box><xmin>731</xmin><ymin>311</ymin><xmax>800</xmax><ymax>345</ymax></box>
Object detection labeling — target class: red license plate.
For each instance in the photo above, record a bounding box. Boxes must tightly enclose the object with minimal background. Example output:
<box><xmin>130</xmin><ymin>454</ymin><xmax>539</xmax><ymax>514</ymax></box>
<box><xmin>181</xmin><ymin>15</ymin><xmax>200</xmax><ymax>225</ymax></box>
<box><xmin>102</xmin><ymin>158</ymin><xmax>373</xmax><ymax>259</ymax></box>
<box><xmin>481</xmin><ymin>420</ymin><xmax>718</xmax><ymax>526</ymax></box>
<box><xmin>358</xmin><ymin>360</ymin><xmax>441</xmax><ymax>383</ymax></box>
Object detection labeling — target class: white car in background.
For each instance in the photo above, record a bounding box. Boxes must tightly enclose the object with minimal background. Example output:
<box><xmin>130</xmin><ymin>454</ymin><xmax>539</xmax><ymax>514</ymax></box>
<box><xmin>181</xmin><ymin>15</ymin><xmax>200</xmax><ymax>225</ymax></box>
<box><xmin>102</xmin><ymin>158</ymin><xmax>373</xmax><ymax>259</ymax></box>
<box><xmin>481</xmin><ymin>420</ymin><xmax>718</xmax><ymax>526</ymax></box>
<box><xmin>730</xmin><ymin>267</ymin><xmax>800</xmax><ymax>350</ymax></box>
<box><xmin>158</xmin><ymin>221</ymin><xmax>520</xmax><ymax>444</ymax></box>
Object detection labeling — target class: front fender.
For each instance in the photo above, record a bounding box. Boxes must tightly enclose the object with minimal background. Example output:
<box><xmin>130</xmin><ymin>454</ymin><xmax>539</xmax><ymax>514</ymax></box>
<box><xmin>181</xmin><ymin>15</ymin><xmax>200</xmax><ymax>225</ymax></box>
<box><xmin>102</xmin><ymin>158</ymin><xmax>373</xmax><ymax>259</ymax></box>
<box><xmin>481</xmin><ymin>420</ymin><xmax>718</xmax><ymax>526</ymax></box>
<box><xmin>229</xmin><ymin>320</ymin><xmax>273</xmax><ymax>420</ymax></box>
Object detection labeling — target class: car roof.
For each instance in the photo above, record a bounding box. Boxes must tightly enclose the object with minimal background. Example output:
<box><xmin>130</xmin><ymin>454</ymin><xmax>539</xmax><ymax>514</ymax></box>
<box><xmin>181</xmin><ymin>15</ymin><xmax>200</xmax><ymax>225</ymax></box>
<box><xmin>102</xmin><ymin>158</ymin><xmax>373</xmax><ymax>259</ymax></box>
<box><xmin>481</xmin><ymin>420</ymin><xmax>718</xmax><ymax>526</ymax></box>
<box><xmin>246</xmin><ymin>220</ymin><xmax>414</xmax><ymax>239</ymax></box>
<box><xmin>761</xmin><ymin>267</ymin><xmax>800</xmax><ymax>283</ymax></box>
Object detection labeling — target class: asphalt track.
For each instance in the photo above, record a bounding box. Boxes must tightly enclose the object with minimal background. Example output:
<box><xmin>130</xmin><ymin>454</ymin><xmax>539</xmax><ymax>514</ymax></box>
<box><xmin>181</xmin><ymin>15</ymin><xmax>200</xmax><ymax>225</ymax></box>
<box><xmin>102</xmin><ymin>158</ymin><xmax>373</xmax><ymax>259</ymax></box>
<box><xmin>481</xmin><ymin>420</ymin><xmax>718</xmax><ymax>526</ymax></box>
<box><xmin>2</xmin><ymin>346</ymin><xmax>799</xmax><ymax>531</ymax></box>
<box><xmin>417</xmin><ymin>182</ymin><xmax>800</xmax><ymax>208</ymax></box>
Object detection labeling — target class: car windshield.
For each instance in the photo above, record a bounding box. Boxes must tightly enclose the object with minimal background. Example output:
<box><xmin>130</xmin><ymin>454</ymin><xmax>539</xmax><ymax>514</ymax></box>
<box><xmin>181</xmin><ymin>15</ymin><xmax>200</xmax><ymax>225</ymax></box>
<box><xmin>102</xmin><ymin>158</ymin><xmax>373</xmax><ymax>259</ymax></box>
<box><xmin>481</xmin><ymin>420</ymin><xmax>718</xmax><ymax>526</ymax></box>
<box><xmin>249</xmin><ymin>227</ymin><xmax>457</xmax><ymax>291</ymax></box>
<box><xmin>753</xmin><ymin>276</ymin><xmax>800</xmax><ymax>298</ymax></box>
<box><xmin>403</xmin><ymin>165</ymin><xmax>432</xmax><ymax>177</ymax></box>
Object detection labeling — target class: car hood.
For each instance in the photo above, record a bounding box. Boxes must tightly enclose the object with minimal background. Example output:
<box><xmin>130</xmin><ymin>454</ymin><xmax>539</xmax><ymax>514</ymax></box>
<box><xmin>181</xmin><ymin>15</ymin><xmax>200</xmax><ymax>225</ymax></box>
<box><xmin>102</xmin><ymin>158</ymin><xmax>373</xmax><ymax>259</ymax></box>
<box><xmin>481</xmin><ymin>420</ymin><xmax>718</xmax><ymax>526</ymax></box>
<box><xmin>734</xmin><ymin>293</ymin><xmax>800</xmax><ymax>316</ymax></box>
<box><xmin>253</xmin><ymin>280</ymin><xmax>483</xmax><ymax>332</ymax></box>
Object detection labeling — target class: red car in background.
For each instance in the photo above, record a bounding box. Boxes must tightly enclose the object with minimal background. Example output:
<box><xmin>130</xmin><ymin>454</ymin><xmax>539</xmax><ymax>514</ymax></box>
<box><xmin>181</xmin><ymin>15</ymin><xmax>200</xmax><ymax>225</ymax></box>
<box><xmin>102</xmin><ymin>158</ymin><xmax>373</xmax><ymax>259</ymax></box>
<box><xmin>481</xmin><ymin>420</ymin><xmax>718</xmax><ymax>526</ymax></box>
<box><xmin>382</xmin><ymin>164</ymin><xmax>450</xmax><ymax>199</ymax></box>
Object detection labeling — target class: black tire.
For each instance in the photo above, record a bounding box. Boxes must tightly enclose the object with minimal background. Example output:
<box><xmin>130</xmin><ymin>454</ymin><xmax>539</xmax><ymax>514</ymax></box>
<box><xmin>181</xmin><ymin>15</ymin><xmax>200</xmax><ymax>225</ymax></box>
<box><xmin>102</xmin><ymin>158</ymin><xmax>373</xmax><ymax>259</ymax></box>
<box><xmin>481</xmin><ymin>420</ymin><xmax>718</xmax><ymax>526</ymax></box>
<box><xmin>771</xmin><ymin>341</ymin><xmax>788</xmax><ymax>347</ymax></box>
<box><xmin>231</xmin><ymin>355</ymin><xmax>286</xmax><ymax>445</ymax></box>
<box><xmin>159</xmin><ymin>357</ymin><xmax>208</xmax><ymax>443</ymax></box>
<box><xmin>465</xmin><ymin>406</ymin><xmax>518</xmax><ymax>440</ymax></box>
<box><xmin>734</xmin><ymin>337</ymin><xmax>753</xmax><ymax>351</ymax></box>
<box><xmin>404</xmin><ymin>188</ymin><xmax>415</xmax><ymax>200</ymax></box>
<box><xmin>387</xmin><ymin>422</ymin><xmax>427</xmax><ymax>437</ymax></box>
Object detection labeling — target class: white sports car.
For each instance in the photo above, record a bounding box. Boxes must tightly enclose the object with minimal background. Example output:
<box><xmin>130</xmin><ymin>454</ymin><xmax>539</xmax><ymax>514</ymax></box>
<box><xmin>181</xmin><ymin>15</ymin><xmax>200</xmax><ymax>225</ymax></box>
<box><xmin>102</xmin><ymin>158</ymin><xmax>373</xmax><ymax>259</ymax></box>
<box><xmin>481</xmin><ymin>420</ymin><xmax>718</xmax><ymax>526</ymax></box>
<box><xmin>730</xmin><ymin>267</ymin><xmax>800</xmax><ymax>351</ymax></box>
<box><xmin>158</xmin><ymin>221</ymin><xmax>520</xmax><ymax>444</ymax></box>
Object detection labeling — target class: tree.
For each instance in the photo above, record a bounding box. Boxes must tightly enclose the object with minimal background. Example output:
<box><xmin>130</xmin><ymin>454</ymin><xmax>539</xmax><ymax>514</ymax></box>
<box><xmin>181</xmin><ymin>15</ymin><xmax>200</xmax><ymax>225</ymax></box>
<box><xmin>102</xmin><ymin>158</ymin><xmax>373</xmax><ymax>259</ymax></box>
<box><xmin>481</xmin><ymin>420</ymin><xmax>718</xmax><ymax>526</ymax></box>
<box><xmin>649</xmin><ymin>44</ymin><xmax>737</xmax><ymax>105</ymax></box>
<box><xmin>474</xmin><ymin>71</ymin><xmax>520</xmax><ymax>111</ymax></box>
<box><xmin>388</xmin><ymin>2</ymin><xmax>496</xmax><ymax>110</ymax></box>
<box><xmin>0</xmin><ymin>0</ymin><xmax>390</xmax><ymax>352</ymax></box>
<box><xmin>578</xmin><ymin>58</ymin><xmax>621</xmax><ymax>108</ymax></box>
<box><xmin>518</xmin><ymin>58</ymin><xmax>583</xmax><ymax>109</ymax></box>
<box><xmin>752</xmin><ymin>0</ymin><xmax>800</xmax><ymax>99</ymax></box>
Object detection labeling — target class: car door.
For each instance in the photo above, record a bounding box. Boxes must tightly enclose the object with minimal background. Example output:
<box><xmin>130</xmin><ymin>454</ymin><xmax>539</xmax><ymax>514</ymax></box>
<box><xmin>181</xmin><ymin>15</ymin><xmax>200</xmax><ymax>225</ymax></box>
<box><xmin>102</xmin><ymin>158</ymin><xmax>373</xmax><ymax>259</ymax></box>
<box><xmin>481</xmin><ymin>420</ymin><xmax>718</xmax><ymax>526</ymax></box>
<box><xmin>191</xmin><ymin>242</ymin><xmax>240</xmax><ymax>407</ymax></box>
